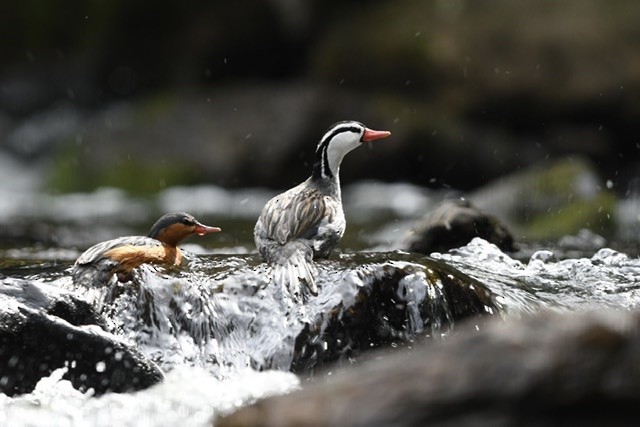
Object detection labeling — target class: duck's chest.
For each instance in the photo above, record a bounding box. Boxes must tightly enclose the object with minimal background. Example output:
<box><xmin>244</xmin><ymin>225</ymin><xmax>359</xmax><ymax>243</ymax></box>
<box><xmin>312</xmin><ymin>203</ymin><xmax>345</xmax><ymax>257</ymax></box>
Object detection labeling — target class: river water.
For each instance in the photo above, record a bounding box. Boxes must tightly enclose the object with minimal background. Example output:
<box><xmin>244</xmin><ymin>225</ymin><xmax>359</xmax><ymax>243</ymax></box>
<box><xmin>1</xmin><ymin>181</ymin><xmax>640</xmax><ymax>426</ymax></box>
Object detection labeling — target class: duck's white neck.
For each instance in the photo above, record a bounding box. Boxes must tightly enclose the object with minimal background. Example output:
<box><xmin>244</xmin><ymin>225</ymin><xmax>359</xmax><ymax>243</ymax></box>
<box><xmin>312</xmin><ymin>125</ymin><xmax>362</xmax><ymax>182</ymax></box>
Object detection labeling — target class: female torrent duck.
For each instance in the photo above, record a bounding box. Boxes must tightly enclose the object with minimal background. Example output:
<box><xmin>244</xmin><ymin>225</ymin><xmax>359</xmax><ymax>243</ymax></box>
<box><xmin>254</xmin><ymin>120</ymin><xmax>391</xmax><ymax>297</ymax></box>
<box><xmin>72</xmin><ymin>212</ymin><xmax>221</xmax><ymax>287</ymax></box>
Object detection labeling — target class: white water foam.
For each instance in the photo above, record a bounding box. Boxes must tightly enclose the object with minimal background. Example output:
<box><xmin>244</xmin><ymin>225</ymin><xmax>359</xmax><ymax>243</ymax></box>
<box><xmin>0</xmin><ymin>367</ymin><xmax>298</xmax><ymax>427</ymax></box>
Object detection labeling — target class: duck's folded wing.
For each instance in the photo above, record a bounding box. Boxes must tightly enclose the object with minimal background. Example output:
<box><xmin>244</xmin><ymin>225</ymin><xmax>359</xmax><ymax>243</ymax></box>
<box><xmin>261</xmin><ymin>188</ymin><xmax>334</xmax><ymax>245</ymax></box>
<box><xmin>75</xmin><ymin>236</ymin><xmax>162</xmax><ymax>265</ymax></box>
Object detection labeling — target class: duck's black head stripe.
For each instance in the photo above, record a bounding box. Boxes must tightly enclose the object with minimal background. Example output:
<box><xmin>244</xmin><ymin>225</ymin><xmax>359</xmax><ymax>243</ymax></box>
<box><xmin>313</xmin><ymin>122</ymin><xmax>363</xmax><ymax>180</ymax></box>
<box><xmin>318</xmin><ymin>125</ymin><xmax>362</xmax><ymax>151</ymax></box>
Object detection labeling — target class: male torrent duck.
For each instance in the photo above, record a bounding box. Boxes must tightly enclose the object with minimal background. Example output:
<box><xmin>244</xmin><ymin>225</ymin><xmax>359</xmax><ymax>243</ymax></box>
<box><xmin>254</xmin><ymin>120</ymin><xmax>391</xmax><ymax>296</ymax></box>
<box><xmin>72</xmin><ymin>212</ymin><xmax>221</xmax><ymax>287</ymax></box>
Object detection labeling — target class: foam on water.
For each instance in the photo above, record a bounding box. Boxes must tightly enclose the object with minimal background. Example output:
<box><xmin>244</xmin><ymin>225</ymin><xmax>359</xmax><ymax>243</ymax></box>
<box><xmin>0</xmin><ymin>366</ymin><xmax>298</xmax><ymax>427</ymax></box>
<box><xmin>432</xmin><ymin>237</ymin><xmax>640</xmax><ymax>314</ymax></box>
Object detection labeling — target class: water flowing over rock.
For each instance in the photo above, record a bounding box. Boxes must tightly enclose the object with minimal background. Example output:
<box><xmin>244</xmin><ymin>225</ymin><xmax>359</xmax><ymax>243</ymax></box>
<box><xmin>0</xmin><ymin>251</ymin><xmax>499</xmax><ymax>397</ymax></box>
<box><xmin>0</xmin><ymin>279</ymin><xmax>163</xmax><ymax>396</ymax></box>
<box><xmin>4</xmin><ymin>235</ymin><xmax>640</xmax><ymax>424</ymax></box>
<box><xmin>90</xmin><ymin>253</ymin><xmax>499</xmax><ymax>376</ymax></box>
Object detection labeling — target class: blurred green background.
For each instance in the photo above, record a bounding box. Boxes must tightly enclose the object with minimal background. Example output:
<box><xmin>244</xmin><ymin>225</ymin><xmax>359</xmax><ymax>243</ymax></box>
<box><xmin>1</xmin><ymin>0</ymin><xmax>639</xmax><ymax>195</ymax></box>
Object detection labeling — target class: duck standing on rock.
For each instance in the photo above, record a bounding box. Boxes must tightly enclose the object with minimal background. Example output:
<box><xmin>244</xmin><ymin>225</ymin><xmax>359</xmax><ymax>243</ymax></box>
<box><xmin>72</xmin><ymin>212</ymin><xmax>221</xmax><ymax>287</ymax></box>
<box><xmin>254</xmin><ymin>121</ymin><xmax>391</xmax><ymax>297</ymax></box>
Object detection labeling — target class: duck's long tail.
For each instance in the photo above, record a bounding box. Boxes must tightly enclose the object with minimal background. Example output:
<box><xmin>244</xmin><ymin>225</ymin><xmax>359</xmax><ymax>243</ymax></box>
<box><xmin>264</xmin><ymin>241</ymin><xmax>318</xmax><ymax>298</ymax></box>
<box><xmin>273</xmin><ymin>252</ymin><xmax>318</xmax><ymax>297</ymax></box>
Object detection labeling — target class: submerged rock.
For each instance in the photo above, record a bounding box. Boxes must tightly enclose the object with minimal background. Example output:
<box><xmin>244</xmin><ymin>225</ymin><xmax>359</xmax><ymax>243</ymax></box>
<box><xmin>218</xmin><ymin>309</ymin><xmax>640</xmax><ymax>427</ymax></box>
<box><xmin>398</xmin><ymin>198</ymin><xmax>515</xmax><ymax>255</ymax></box>
<box><xmin>0</xmin><ymin>279</ymin><xmax>163</xmax><ymax>396</ymax></box>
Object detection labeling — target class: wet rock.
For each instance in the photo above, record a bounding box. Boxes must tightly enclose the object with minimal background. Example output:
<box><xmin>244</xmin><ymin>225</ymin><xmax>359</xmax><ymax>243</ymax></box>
<box><xmin>0</xmin><ymin>279</ymin><xmax>163</xmax><ymax>396</ymax></box>
<box><xmin>398</xmin><ymin>198</ymin><xmax>515</xmax><ymax>255</ymax></box>
<box><xmin>217</xmin><ymin>309</ymin><xmax>640</xmax><ymax>427</ymax></box>
<box><xmin>291</xmin><ymin>254</ymin><xmax>499</xmax><ymax>371</ymax></box>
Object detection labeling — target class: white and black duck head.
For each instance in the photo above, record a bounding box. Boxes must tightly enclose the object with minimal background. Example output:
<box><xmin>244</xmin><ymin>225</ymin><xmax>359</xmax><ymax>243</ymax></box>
<box><xmin>312</xmin><ymin>120</ymin><xmax>391</xmax><ymax>183</ymax></box>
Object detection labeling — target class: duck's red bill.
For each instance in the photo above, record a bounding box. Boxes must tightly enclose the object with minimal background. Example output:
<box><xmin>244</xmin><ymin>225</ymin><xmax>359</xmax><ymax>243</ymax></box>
<box><xmin>194</xmin><ymin>224</ymin><xmax>222</xmax><ymax>235</ymax></box>
<box><xmin>362</xmin><ymin>128</ymin><xmax>391</xmax><ymax>142</ymax></box>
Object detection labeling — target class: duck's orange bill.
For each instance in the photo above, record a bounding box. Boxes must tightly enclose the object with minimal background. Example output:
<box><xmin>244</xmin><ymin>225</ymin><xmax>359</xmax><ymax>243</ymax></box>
<box><xmin>362</xmin><ymin>128</ymin><xmax>391</xmax><ymax>142</ymax></box>
<box><xmin>194</xmin><ymin>223</ymin><xmax>222</xmax><ymax>235</ymax></box>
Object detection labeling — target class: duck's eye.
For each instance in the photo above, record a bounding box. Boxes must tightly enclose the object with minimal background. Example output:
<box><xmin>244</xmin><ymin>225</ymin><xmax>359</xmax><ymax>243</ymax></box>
<box><xmin>181</xmin><ymin>218</ymin><xmax>195</xmax><ymax>226</ymax></box>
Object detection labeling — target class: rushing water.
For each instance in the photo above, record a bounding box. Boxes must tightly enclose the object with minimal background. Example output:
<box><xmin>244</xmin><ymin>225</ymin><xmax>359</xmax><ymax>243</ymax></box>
<box><xmin>2</xmin><ymin>183</ymin><xmax>640</xmax><ymax>426</ymax></box>
<box><xmin>433</xmin><ymin>238</ymin><xmax>640</xmax><ymax>314</ymax></box>
<box><xmin>0</xmin><ymin>366</ymin><xmax>298</xmax><ymax>427</ymax></box>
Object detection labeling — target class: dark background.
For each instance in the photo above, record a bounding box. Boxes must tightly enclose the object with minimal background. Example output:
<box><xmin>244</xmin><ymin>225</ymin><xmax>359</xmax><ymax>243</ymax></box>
<box><xmin>1</xmin><ymin>0</ymin><xmax>639</xmax><ymax>194</ymax></box>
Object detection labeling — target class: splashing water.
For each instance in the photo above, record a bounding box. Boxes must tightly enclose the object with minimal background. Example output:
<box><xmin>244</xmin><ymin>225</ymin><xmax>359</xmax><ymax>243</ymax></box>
<box><xmin>79</xmin><ymin>252</ymin><xmax>471</xmax><ymax>378</ymax></box>
<box><xmin>432</xmin><ymin>238</ymin><xmax>640</xmax><ymax>314</ymax></box>
<box><xmin>0</xmin><ymin>366</ymin><xmax>298</xmax><ymax>427</ymax></box>
<box><xmin>5</xmin><ymin>237</ymin><xmax>640</xmax><ymax>425</ymax></box>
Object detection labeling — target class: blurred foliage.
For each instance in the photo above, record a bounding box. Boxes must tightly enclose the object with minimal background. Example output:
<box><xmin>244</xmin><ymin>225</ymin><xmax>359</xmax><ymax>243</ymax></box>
<box><xmin>524</xmin><ymin>192</ymin><xmax>616</xmax><ymax>241</ymax></box>
<box><xmin>49</xmin><ymin>138</ymin><xmax>199</xmax><ymax>195</ymax></box>
<box><xmin>2</xmin><ymin>0</ymin><xmax>640</xmax><ymax>194</ymax></box>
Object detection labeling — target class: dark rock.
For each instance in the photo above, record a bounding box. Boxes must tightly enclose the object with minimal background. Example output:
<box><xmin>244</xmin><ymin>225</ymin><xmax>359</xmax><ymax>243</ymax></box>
<box><xmin>0</xmin><ymin>279</ymin><xmax>163</xmax><ymax>396</ymax></box>
<box><xmin>399</xmin><ymin>198</ymin><xmax>516</xmax><ymax>254</ymax></box>
<box><xmin>217</xmin><ymin>309</ymin><xmax>640</xmax><ymax>427</ymax></box>
<box><xmin>291</xmin><ymin>254</ymin><xmax>499</xmax><ymax>371</ymax></box>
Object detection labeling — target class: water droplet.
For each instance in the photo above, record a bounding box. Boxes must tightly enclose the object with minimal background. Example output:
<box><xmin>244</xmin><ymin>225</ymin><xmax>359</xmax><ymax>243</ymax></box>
<box><xmin>96</xmin><ymin>361</ymin><xmax>106</xmax><ymax>373</ymax></box>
